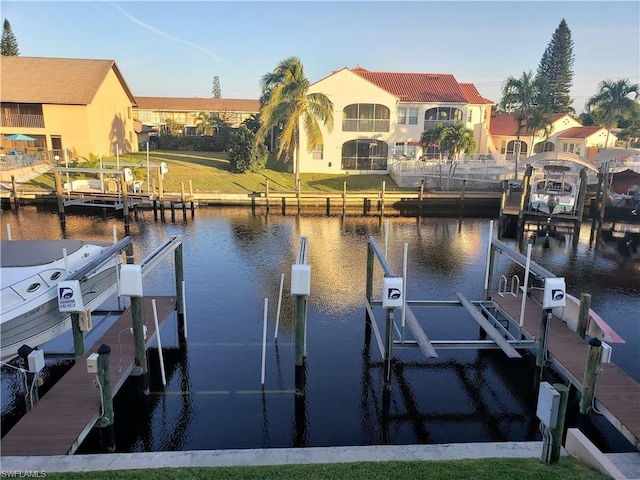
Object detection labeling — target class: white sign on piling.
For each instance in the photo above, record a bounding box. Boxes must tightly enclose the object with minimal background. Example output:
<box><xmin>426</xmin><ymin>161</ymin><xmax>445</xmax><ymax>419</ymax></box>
<box><xmin>261</xmin><ymin>297</ymin><xmax>269</xmax><ymax>385</ymax></box>
<box><xmin>151</xmin><ymin>299</ymin><xmax>167</xmax><ymax>387</ymax></box>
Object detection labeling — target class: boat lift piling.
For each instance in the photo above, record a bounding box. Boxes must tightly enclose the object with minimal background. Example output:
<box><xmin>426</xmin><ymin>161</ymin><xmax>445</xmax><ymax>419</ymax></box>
<box><xmin>95</xmin><ymin>344</ymin><xmax>115</xmax><ymax>452</ymax></box>
<box><xmin>291</xmin><ymin>236</ymin><xmax>310</xmax><ymax>395</ymax></box>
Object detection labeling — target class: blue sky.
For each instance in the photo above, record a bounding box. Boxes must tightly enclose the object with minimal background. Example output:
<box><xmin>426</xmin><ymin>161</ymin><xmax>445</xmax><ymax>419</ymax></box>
<box><xmin>3</xmin><ymin>1</ymin><xmax>639</xmax><ymax>112</ymax></box>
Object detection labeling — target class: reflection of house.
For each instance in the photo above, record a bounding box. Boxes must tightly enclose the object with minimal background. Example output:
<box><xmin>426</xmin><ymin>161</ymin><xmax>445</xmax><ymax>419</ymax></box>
<box><xmin>0</xmin><ymin>56</ymin><xmax>137</xmax><ymax>157</ymax></box>
<box><xmin>299</xmin><ymin>67</ymin><xmax>493</xmax><ymax>174</ymax></box>
<box><xmin>487</xmin><ymin>114</ymin><xmax>617</xmax><ymax>162</ymax></box>
<box><xmin>133</xmin><ymin>97</ymin><xmax>260</xmax><ymax>135</ymax></box>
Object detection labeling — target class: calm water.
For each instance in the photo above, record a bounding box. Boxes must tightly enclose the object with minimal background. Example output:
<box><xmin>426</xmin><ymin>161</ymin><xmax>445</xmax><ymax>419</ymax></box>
<box><xmin>1</xmin><ymin>206</ymin><xmax>638</xmax><ymax>453</ymax></box>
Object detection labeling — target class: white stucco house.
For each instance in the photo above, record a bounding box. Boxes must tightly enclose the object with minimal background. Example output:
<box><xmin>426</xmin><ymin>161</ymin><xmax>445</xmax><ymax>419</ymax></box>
<box><xmin>298</xmin><ymin>67</ymin><xmax>494</xmax><ymax>174</ymax></box>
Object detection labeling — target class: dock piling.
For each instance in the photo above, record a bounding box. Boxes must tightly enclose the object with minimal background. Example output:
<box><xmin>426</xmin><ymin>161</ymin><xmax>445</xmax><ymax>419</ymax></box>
<box><xmin>383</xmin><ymin>308</ymin><xmax>394</xmax><ymax>389</ymax></box>
<box><xmin>580</xmin><ymin>337</ymin><xmax>602</xmax><ymax>416</ymax></box>
<box><xmin>576</xmin><ymin>293</ymin><xmax>592</xmax><ymax>339</ymax></box>
<box><xmin>17</xmin><ymin>345</ymin><xmax>39</xmax><ymax>412</ymax></box>
<box><xmin>71</xmin><ymin>312</ymin><xmax>85</xmax><ymax>359</ymax></box>
<box><xmin>96</xmin><ymin>343</ymin><xmax>115</xmax><ymax>452</ymax></box>
<box><xmin>550</xmin><ymin>383</ymin><xmax>569</xmax><ymax>463</ymax></box>
<box><xmin>175</xmin><ymin>244</ymin><xmax>186</xmax><ymax>343</ymax></box>
<box><xmin>536</xmin><ymin>309</ymin><xmax>552</xmax><ymax>385</ymax></box>
<box><xmin>131</xmin><ymin>297</ymin><xmax>149</xmax><ymax>395</ymax></box>
<box><xmin>10</xmin><ymin>175</ymin><xmax>19</xmax><ymax>210</ymax></box>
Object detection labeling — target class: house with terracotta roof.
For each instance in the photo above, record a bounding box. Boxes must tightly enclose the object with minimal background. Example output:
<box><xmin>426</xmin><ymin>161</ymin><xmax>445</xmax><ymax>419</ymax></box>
<box><xmin>298</xmin><ymin>67</ymin><xmax>494</xmax><ymax>174</ymax></box>
<box><xmin>487</xmin><ymin>113</ymin><xmax>616</xmax><ymax>162</ymax></box>
<box><xmin>0</xmin><ymin>56</ymin><xmax>137</xmax><ymax>158</ymax></box>
<box><xmin>134</xmin><ymin>97</ymin><xmax>260</xmax><ymax>135</ymax></box>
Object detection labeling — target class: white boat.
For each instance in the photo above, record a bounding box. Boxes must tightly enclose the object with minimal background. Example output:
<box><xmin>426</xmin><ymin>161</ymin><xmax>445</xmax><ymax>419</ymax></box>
<box><xmin>530</xmin><ymin>165</ymin><xmax>577</xmax><ymax>215</ymax></box>
<box><xmin>0</xmin><ymin>238</ymin><xmax>130</xmax><ymax>361</ymax></box>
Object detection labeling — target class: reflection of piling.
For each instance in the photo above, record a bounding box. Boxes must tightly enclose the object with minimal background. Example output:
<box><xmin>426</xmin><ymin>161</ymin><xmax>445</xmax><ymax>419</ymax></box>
<box><xmin>96</xmin><ymin>344</ymin><xmax>115</xmax><ymax>452</ymax></box>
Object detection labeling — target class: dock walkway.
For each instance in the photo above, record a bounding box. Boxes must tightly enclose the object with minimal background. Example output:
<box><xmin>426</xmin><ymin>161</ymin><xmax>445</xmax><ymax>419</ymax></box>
<box><xmin>1</xmin><ymin>296</ymin><xmax>176</xmax><ymax>456</ymax></box>
<box><xmin>493</xmin><ymin>292</ymin><xmax>640</xmax><ymax>450</ymax></box>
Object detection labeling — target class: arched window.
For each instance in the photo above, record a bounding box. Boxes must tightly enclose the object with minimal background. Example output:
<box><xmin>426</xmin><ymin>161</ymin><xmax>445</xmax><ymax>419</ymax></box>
<box><xmin>424</xmin><ymin>107</ymin><xmax>463</xmax><ymax>130</ymax></box>
<box><xmin>534</xmin><ymin>141</ymin><xmax>555</xmax><ymax>153</ymax></box>
<box><xmin>506</xmin><ymin>140</ymin><xmax>528</xmax><ymax>160</ymax></box>
<box><xmin>341</xmin><ymin>139</ymin><xmax>389</xmax><ymax>171</ymax></box>
<box><xmin>343</xmin><ymin>104</ymin><xmax>390</xmax><ymax>132</ymax></box>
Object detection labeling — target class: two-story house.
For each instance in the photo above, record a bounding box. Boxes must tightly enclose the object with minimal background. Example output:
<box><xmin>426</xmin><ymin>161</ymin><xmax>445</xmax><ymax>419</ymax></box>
<box><xmin>298</xmin><ymin>66</ymin><xmax>494</xmax><ymax>174</ymax></box>
<box><xmin>0</xmin><ymin>56</ymin><xmax>137</xmax><ymax>158</ymax></box>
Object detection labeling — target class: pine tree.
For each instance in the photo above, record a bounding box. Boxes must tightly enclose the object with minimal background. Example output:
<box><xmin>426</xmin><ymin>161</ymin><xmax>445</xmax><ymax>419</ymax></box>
<box><xmin>536</xmin><ymin>18</ymin><xmax>574</xmax><ymax>114</ymax></box>
<box><xmin>211</xmin><ymin>76</ymin><xmax>222</xmax><ymax>98</ymax></box>
<box><xmin>1</xmin><ymin>19</ymin><xmax>20</xmax><ymax>56</ymax></box>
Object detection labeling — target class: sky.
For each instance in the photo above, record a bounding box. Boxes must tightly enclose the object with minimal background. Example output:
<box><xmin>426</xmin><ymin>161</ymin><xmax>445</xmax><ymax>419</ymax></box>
<box><xmin>3</xmin><ymin>1</ymin><xmax>639</xmax><ymax>113</ymax></box>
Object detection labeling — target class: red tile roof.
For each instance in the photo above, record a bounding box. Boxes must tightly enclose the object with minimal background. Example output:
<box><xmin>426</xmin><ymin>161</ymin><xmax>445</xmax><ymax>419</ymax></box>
<box><xmin>557</xmin><ymin>126</ymin><xmax>604</xmax><ymax>139</ymax></box>
<box><xmin>459</xmin><ymin>83</ymin><xmax>494</xmax><ymax>104</ymax></box>
<box><xmin>135</xmin><ymin>97</ymin><xmax>260</xmax><ymax>112</ymax></box>
<box><xmin>350</xmin><ymin>67</ymin><xmax>470</xmax><ymax>103</ymax></box>
<box><xmin>489</xmin><ymin>114</ymin><xmax>578</xmax><ymax>136</ymax></box>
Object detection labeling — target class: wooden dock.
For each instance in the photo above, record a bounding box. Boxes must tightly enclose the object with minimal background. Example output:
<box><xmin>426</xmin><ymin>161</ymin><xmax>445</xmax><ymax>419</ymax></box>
<box><xmin>1</xmin><ymin>296</ymin><xmax>176</xmax><ymax>456</ymax></box>
<box><xmin>493</xmin><ymin>292</ymin><xmax>640</xmax><ymax>449</ymax></box>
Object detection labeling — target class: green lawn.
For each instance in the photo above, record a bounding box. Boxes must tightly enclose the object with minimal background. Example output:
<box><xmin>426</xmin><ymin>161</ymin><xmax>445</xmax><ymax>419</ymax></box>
<box><xmin>25</xmin><ymin>150</ymin><xmax>415</xmax><ymax>194</ymax></box>
<box><xmin>44</xmin><ymin>457</ymin><xmax>607</xmax><ymax>480</ymax></box>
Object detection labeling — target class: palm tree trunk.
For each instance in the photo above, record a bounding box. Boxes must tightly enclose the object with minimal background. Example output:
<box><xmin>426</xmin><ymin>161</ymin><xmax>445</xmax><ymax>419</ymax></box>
<box><xmin>514</xmin><ymin>134</ymin><xmax>521</xmax><ymax>180</ymax></box>
<box><xmin>294</xmin><ymin>145</ymin><xmax>300</xmax><ymax>192</ymax></box>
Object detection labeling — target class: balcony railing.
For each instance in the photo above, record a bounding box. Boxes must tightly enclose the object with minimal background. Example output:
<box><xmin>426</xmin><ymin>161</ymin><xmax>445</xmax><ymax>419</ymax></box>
<box><xmin>1</xmin><ymin>114</ymin><xmax>45</xmax><ymax>128</ymax></box>
<box><xmin>342</xmin><ymin>119</ymin><xmax>390</xmax><ymax>132</ymax></box>
<box><xmin>423</xmin><ymin>119</ymin><xmax>462</xmax><ymax>131</ymax></box>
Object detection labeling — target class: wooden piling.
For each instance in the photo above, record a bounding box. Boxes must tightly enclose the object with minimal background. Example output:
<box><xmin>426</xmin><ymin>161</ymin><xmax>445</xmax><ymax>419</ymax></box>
<box><xmin>484</xmin><ymin>245</ymin><xmax>496</xmax><ymax>301</ymax></box>
<box><xmin>366</xmin><ymin>243</ymin><xmax>374</xmax><ymax>301</ymax></box>
<box><xmin>153</xmin><ymin>199</ymin><xmax>158</xmax><ymax>220</ymax></box>
<box><xmin>175</xmin><ymin>243</ymin><xmax>186</xmax><ymax>344</ymax></box>
<box><xmin>281</xmin><ymin>197</ymin><xmax>286</xmax><ymax>215</ymax></box>
<box><xmin>71</xmin><ymin>313</ymin><xmax>85</xmax><ymax>359</ymax></box>
<box><xmin>265</xmin><ymin>179</ymin><xmax>270</xmax><ymax>213</ymax></box>
<box><xmin>536</xmin><ymin>309</ymin><xmax>552</xmax><ymax>384</ymax></box>
<box><xmin>550</xmin><ymin>383</ymin><xmax>569</xmax><ymax>463</ymax></box>
<box><xmin>460</xmin><ymin>179</ymin><xmax>466</xmax><ymax>212</ymax></box>
<box><xmin>170</xmin><ymin>202</ymin><xmax>176</xmax><ymax>222</ymax></box>
<box><xmin>131</xmin><ymin>297</ymin><xmax>149</xmax><ymax>395</ymax></box>
<box><xmin>326</xmin><ymin>197</ymin><xmax>330</xmax><ymax>216</ymax></box>
<box><xmin>419</xmin><ymin>181</ymin><xmax>425</xmax><ymax>217</ymax></box>
<box><xmin>580</xmin><ymin>337</ymin><xmax>602</xmax><ymax>415</ymax></box>
<box><xmin>54</xmin><ymin>171</ymin><xmax>66</xmax><ymax>228</ymax></box>
<box><xmin>18</xmin><ymin>345</ymin><xmax>38</xmax><ymax>412</ymax></box>
<box><xmin>518</xmin><ymin>165</ymin><xmax>533</xmax><ymax>232</ymax></box>
<box><xmin>96</xmin><ymin>343</ymin><xmax>115</xmax><ymax>452</ymax></box>
<box><xmin>120</xmin><ymin>173</ymin><xmax>130</xmax><ymax>236</ymax></box>
<box><xmin>576</xmin><ymin>293</ymin><xmax>592</xmax><ymax>339</ymax></box>
<box><xmin>10</xmin><ymin>175</ymin><xmax>19</xmax><ymax>210</ymax></box>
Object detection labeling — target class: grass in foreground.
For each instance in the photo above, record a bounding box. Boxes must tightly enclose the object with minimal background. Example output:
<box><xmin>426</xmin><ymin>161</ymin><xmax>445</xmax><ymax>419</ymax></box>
<box><xmin>24</xmin><ymin>150</ymin><xmax>415</xmax><ymax>193</ymax></box>
<box><xmin>44</xmin><ymin>458</ymin><xmax>607</xmax><ymax>480</ymax></box>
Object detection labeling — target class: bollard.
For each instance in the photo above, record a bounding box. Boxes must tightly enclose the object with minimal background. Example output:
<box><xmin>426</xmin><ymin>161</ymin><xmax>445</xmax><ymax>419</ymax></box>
<box><xmin>576</xmin><ymin>293</ymin><xmax>592</xmax><ymax>339</ymax></box>
<box><xmin>580</xmin><ymin>337</ymin><xmax>602</xmax><ymax>415</ymax></box>
<box><xmin>550</xmin><ymin>383</ymin><xmax>569</xmax><ymax>463</ymax></box>
<box><xmin>96</xmin><ymin>344</ymin><xmax>115</xmax><ymax>452</ymax></box>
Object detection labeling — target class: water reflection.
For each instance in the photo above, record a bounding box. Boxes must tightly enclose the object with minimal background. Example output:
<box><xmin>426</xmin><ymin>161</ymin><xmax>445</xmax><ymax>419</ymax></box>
<box><xmin>1</xmin><ymin>206</ymin><xmax>637</xmax><ymax>453</ymax></box>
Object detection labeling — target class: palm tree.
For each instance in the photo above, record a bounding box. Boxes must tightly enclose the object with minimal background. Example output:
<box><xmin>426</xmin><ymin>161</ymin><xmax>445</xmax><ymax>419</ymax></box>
<box><xmin>585</xmin><ymin>79</ymin><xmax>640</xmax><ymax>148</ymax></box>
<box><xmin>195</xmin><ymin>112</ymin><xmax>213</xmax><ymax>135</ymax></box>
<box><xmin>525</xmin><ymin>109</ymin><xmax>554</xmax><ymax>154</ymax></box>
<box><xmin>421</xmin><ymin>123</ymin><xmax>476</xmax><ymax>190</ymax></box>
<box><xmin>500</xmin><ymin>71</ymin><xmax>548</xmax><ymax>179</ymax></box>
<box><xmin>256</xmin><ymin>57</ymin><xmax>334</xmax><ymax>188</ymax></box>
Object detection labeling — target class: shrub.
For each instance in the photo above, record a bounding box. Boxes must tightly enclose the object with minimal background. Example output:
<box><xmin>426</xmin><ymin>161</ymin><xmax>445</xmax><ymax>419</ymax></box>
<box><xmin>227</xmin><ymin>126</ymin><xmax>268</xmax><ymax>173</ymax></box>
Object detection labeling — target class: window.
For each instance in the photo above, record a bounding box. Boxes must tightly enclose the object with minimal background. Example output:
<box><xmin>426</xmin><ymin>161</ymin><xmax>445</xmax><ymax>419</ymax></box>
<box><xmin>408</xmin><ymin>108</ymin><xmax>418</xmax><ymax>125</ymax></box>
<box><xmin>312</xmin><ymin>145</ymin><xmax>323</xmax><ymax>160</ymax></box>
<box><xmin>563</xmin><ymin>143</ymin><xmax>576</xmax><ymax>154</ymax></box>
<box><xmin>467</xmin><ymin>110</ymin><xmax>472</xmax><ymax>123</ymax></box>
<box><xmin>397</xmin><ymin>108</ymin><xmax>407</xmax><ymax>125</ymax></box>
<box><xmin>127</xmin><ymin>107</ymin><xmax>131</xmax><ymax>119</ymax></box>
<box><xmin>500</xmin><ymin>141</ymin><xmax>506</xmax><ymax>155</ymax></box>
<box><xmin>424</xmin><ymin>107</ymin><xmax>463</xmax><ymax>130</ymax></box>
<box><xmin>342</xmin><ymin>104</ymin><xmax>390</xmax><ymax>132</ymax></box>
<box><xmin>51</xmin><ymin>136</ymin><xmax>62</xmax><ymax>150</ymax></box>
<box><xmin>394</xmin><ymin>142</ymin><xmax>405</xmax><ymax>156</ymax></box>
<box><xmin>534</xmin><ymin>141</ymin><xmax>555</xmax><ymax>153</ymax></box>
<box><xmin>341</xmin><ymin>139</ymin><xmax>389</xmax><ymax>171</ymax></box>
<box><xmin>406</xmin><ymin>144</ymin><xmax>416</xmax><ymax>160</ymax></box>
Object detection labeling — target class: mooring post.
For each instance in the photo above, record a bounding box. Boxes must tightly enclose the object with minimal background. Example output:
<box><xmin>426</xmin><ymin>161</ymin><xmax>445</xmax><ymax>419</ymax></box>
<box><xmin>131</xmin><ymin>297</ymin><xmax>149</xmax><ymax>395</ymax></box>
<box><xmin>170</xmin><ymin>202</ymin><xmax>176</xmax><ymax>222</ymax></box>
<box><xmin>535</xmin><ymin>309</ymin><xmax>552</xmax><ymax>386</ymax></box>
<box><xmin>380</xmin><ymin>180</ymin><xmax>386</xmax><ymax>218</ymax></box>
<box><xmin>326</xmin><ymin>197</ymin><xmax>330</xmax><ymax>216</ymax></box>
<box><xmin>54</xmin><ymin>170</ymin><xmax>66</xmax><ymax>229</ymax></box>
<box><xmin>17</xmin><ymin>345</ymin><xmax>39</xmax><ymax>412</ymax></box>
<box><xmin>383</xmin><ymin>308</ymin><xmax>394</xmax><ymax>389</ymax></box>
<box><xmin>342</xmin><ymin>181</ymin><xmax>347</xmax><ymax>217</ymax></box>
<box><xmin>265</xmin><ymin>179</ymin><xmax>270</xmax><ymax>214</ymax></box>
<box><xmin>96</xmin><ymin>343</ymin><xmax>115</xmax><ymax>452</ymax></box>
<box><xmin>580</xmin><ymin>337</ymin><xmax>602</xmax><ymax>416</ymax></box>
<box><xmin>281</xmin><ymin>197</ymin><xmax>286</xmax><ymax>216</ymax></box>
<box><xmin>10</xmin><ymin>175</ymin><xmax>19</xmax><ymax>210</ymax></box>
<box><xmin>550</xmin><ymin>383</ymin><xmax>569</xmax><ymax>463</ymax></box>
<box><xmin>576</xmin><ymin>293</ymin><xmax>592</xmax><ymax>339</ymax></box>
<box><xmin>460</xmin><ymin>179</ymin><xmax>466</xmax><ymax>212</ymax></box>
<box><xmin>181</xmin><ymin>182</ymin><xmax>187</xmax><ymax>220</ymax></box>
<box><xmin>366</xmin><ymin>242</ymin><xmax>374</xmax><ymax>302</ymax></box>
<box><xmin>71</xmin><ymin>312</ymin><xmax>85</xmax><ymax>359</ymax></box>
<box><xmin>419</xmin><ymin>181</ymin><xmax>425</xmax><ymax>217</ymax></box>
<box><xmin>153</xmin><ymin>199</ymin><xmax>158</xmax><ymax>221</ymax></box>
<box><xmin>175</xmin><ymin>243</ymin><xmax>186</xmax><ymax>344</ymax></box>
<box><xmin>574</xmin><ymin>168</ymin><xmax>588</xmax><ymax>239</ymax></box>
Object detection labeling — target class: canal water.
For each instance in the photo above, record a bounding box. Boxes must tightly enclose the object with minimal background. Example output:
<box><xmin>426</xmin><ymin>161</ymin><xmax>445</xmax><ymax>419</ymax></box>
<box><xmin>1</xmin><ymin>206</ymin><xmax>638</xmax><ymax>453</ymax></box>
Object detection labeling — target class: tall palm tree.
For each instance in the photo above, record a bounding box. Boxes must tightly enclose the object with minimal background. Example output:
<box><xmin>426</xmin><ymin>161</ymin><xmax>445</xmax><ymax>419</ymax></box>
<box><xmin>585</xmin><ymin>79</ymin><xmax>640</xmax><ymax>148</ymax></box>
<box><xmin>500</xmin><ymin>71</ymin><xmax>548</xmax><ymax>179</ymax></box>
<box><xmin>256</xmin><ymin>57</ymin><xmax>334</xmax><ymax>188</ymax></box>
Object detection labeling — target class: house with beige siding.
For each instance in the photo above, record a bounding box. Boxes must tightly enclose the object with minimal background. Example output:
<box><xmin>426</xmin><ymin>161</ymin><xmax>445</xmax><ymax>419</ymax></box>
<box><xmin>134</xmin><ymin>97</ymin><xmax>260</xmax><ymax>135</ymax></box>
<box><xmin>298</xmin><ymin>66</ymin><xmax>494</xmax><ymax>174</ymax></box>
<box><xmin>0</xmin><ymin>56</ymin><xmax>137</xmax><ymax>159</ymax></box>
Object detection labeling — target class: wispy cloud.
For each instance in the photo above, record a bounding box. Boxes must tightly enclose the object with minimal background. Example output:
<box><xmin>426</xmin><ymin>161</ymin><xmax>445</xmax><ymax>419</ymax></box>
<box><xmin>109</xmin><ymin>2</ymin><xmax>221</xmax><ymax>62</ymax></box>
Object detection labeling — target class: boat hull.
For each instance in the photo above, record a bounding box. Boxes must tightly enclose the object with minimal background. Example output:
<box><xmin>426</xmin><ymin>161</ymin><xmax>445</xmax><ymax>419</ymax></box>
<box><xmin>0</xmin><ymin>265</ymin><xmax>119</xmax><ymax>361</ymax></box>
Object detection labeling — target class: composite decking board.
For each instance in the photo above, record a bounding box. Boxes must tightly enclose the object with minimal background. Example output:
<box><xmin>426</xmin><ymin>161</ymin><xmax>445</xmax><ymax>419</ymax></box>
<box><xmin>1</xmin><ymin>296</ymin><xmax>176</xmax><ymax>457</ymax></box>
<box><xmin>492</xmin><ymin>292</ymin><xmax>640</xmax><ymax>443</ymax></box>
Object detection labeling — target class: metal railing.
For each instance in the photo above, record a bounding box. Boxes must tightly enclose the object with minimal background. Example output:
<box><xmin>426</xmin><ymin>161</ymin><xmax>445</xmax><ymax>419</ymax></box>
<box><xmin>0</xmin><ymin>114</ymin><xmax>45</xmax><ymax>128</ymax></box>
<box><xmin>342</xmin><ymin>119</ymin><xmax>390</xmax><ymax>132</ymax></box>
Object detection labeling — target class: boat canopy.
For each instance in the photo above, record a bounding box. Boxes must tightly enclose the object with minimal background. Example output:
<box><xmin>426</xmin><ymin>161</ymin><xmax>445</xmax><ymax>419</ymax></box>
<box><xmin>0</xmin><ymin>240</ymin><xmax>86</xmax><ymax>268</ymax></box>
<box><xmin>525</xmin><ymin>152</ymin><xmax>598</xmax><ymax>172</ymax></box>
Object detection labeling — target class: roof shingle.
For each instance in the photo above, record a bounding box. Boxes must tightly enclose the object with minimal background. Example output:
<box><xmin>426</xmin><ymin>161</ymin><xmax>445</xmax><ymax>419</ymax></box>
<box><xmin>557</xmin><ymin>126</ymin><xmax>605</xmax><ymax>139</ymax></box>
<box><xmin>0</xmin><ymin>56</ymin><xmax>135</xmax><ymax>105</ymax></box>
